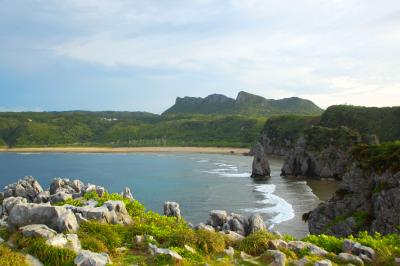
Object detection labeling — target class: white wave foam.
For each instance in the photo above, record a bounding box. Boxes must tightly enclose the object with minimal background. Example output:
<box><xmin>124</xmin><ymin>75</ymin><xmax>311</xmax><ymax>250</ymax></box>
<box><xmin>219</xmin><ymin>173</ymin><xmax>251</xmax><ymax>177</ymax></box>
<box><xmin>245</xmin><ymin>184</ymin><xmax>295</xmax><ymax>225</ymax></box>
<box><xmin>254</xmin><ymin>184</ymin><xmax>276</xmax><ymax>194</ymax></box>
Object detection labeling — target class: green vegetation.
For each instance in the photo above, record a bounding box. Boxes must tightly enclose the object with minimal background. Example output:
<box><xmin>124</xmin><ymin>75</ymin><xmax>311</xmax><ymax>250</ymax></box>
<box><xmin>320</xmin><ymin>105</ymin><xmax>400</xmax><ymax>142</ymax></box>
<box><xmin>305</xmin><ymin>126</ymin><xmax>362</xmax><ymax>151</ymax></box>
<box><xmin>0</xmin><ymin>245</ymin><xmax>29</xmax><ymax>266</ymax></box>
<box><xmin>352</xmin><ymin>141</ymin><xmax>400</xmax><ymax>174</ymax></box>
<box><xmin>236</xmin><ymin>230</ymin><xmax>278</xmax><ymax>256</ymax></box>
<box><xmin>0</xmin><ymin>112</ymin><xmax>265</xmax><ymax>148</ymax></box>
<box><xmin>304</xmin><ymin>232</ymin><xmax>400</xmax><ymax>266</ymax></box>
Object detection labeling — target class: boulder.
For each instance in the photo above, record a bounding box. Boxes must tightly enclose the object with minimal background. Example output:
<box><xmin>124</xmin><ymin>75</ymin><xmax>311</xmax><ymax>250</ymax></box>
<box><xmin>268</xmin><ymin>239</ymin><xmax>288</xmax><ymax>250</ymax></box>
<box><xmin>2</xmin><ymin>196</ymin><xmax>28</xmax><ymax>215</ymax></box>
<box><xmin>209</xmin><ymin>210</ymin><xmax>228</xmax><ymax>227</ymax></box>
<box><xmin>73</xmin><ymin>200</ymin><xmax>131</xmax><ymax>225</ymax></box>
<box><xmin>46</xmin><ymin>234</ymin><xmax>81</xmax><ymax>253</ymax></box>
<box><xmin>195</xmin><ymin>223</ymin><xmax>215</xmax><ymax>232</ymax></box>
<box><xmin>148</xmin><ymin>243</ymin><xmax>182</xmax><ymax>262</ymax></box>
<box><xmin>74</xmin><ymin>250</ymin><xmax>112</xmax><ymax>266</ymax></box>
<box><xmin>219</xmin><ymin>230</ymin><xmax>245</xmax><ymax>242</ymax></box>
<box><xmin>33</xmin><ymin>191</ymin><xmax>50</xmax><ymax>204</ymax></box>
<box><xmin>251</xmin><ymin>142</ymin><xmax>271</xmax><ymax>178</ymax></box>
<box><xmin>337</xmin><ymin>252</ymin><xmax>364</xmax><ymax>265</ymax></box>
<box><xmin>163</xmin><ymin>201</ymin><xmax>181</xmax><ymax>219</ymax></box>
<box><xmin>50</xmin><ymin>192</ymin><xmax>72</xmax><ymax>204</ymax></box>
<box><xmin>315</xmin><ymin>260</ymin><xmax>332</xmax><ymax>266</ymax></box>
<box><xmin>262</xmin><ymin>250</ymin><xmax>286</xmax><ymax>266</ymax></box>
<box><xmin>50</xmin><ymin>178</ymin><xmax>83</xmax><ymax>195</ymax></box>
<box><xmin>288</xmin><ymin>241</ymin><xmax>328</xmax><ymax>256</ymax></box>
<box><xmin>8</xmin><ymin>203</ymin><xmax>79</xmax><ymax>233</ymax></box>
<box><xmin>3</xmin><ymin>176</ymin><xmax>43</xmax><ymax>202</ymax></box>
<box><xmin>20</xmin><ymin>224</ymin><xmax>57</xmax><ymax>239</ymax></box>
<box><xmin>122</xmin><ymin>187</ymin><xmax>133</xmax><ymax>200</ymax></box>
<box><xmin>224</xmin><ymin>246</ymin><xmax>234</xmax><ymax>258</ymax></box>
<box><xmin>228</xmin><ymin>214</ymin><xmax>248</xmax><ymax>235</ymax></box>
<box><xmin>248</xmin><ymin>214</ymin><xmax>266</xmax><ymax>233</ymax></box>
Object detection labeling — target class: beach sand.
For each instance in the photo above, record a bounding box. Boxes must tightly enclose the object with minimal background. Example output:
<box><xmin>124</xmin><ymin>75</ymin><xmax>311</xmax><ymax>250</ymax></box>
<box><xmin>0</xmin><ymin>146</ymin><xmax>250</xmax><ymax>155</ymax></box>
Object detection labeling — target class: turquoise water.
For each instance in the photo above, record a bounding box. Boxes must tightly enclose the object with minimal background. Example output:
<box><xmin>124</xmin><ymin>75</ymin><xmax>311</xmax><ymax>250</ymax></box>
<box><xmin>0</xmin><ymin>153</ymin><xmax>336</xmax><ymax>237</ymax></box>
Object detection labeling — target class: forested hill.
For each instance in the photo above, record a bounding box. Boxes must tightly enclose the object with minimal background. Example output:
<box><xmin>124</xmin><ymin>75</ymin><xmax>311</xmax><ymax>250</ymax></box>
<box><xmin>162</xmin><ymin>91</ymin><xmax>323</xmax><ymax>116</ymax></box>
<box><xmin>0</xmin><ymin>111</ymin><xmax>266</xmax><ymax>148</ymax></box>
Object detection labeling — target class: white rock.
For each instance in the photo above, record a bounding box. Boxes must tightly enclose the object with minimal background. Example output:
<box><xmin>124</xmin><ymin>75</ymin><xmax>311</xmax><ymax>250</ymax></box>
<box><xmin>224</xmin><ymin>246</ymin><xmax>234</xmax><ymax>258</ymax></box>
<box><xmin>148</xmin><ymin>243</ymin><xmax>182</xmax><ymax>261</ymax></box>
<box><xmin>74</xmin><ymin>250</ymin><xmax>112</xmax><ymax>266</ymax></box>
<box><xmin>25</xmin><ymin>254</ymin><xmax>44</xmax><ymax>266</ymax></box>
<box><xmin>20</xmin><ymin>224</ymin><xmax>57</xmax><ymax>239</ymax></box>
<box><xmin>46</xmin><ymin>233</ymin><xmax>81</xmax><ymax>253</ymax></box>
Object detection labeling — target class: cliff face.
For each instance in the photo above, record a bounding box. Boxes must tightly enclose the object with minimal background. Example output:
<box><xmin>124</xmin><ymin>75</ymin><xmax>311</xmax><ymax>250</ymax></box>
<box><xmin>307</xmin><ymin>142</ymin><xmax>400</xmax><ymax>237</ymax></box>
<box><xmin>281</xmin><ymin>126</ymin><xmax>376</xmax><ymax>180</ymax></box>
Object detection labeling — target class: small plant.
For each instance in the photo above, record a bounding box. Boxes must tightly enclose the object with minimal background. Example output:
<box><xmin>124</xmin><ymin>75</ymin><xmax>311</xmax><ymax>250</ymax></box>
<box><xmin>53</xmin><ymin>198</ymin><xmax>84</xmax><ymax>207</ymax></box>
<box><xmin>236</xmin><ymin>230</ymin><xmax>278</xmax><ymax>256</ymax></box>
<box><xmin>194</xmin><ymin>229</ymin><xmax>226</xmax><ymax>254</ymax></box>
<box><xmin>303</xmin><ymin>234</ymin><xmax>343</xmax><ymax>253</ymax></box>
<box><xmin>0</xmin><ymin>244</ymin><xmax>29</xmax><ymax>266</ymax></box>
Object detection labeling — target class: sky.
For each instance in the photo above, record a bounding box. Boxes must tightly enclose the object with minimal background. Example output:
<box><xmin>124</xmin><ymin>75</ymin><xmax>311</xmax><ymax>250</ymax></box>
<box><xmin>0</xmin><ymin>0</ymin><xmax>399</xmax><ymax>113</ymax></box>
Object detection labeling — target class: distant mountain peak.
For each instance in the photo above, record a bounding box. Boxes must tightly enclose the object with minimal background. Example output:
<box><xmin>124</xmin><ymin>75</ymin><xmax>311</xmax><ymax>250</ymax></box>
<box><xmin>163</xmin><ymin>91</ymin><xmax>323</xmax><ymax>116</ymax></box>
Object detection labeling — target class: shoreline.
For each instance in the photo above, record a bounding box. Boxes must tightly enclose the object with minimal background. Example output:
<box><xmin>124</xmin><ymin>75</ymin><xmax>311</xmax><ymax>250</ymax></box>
<box><xmin>0</xmin><ymin>146</ymin><xmax>251</xmax><ymax>155</ymax></box>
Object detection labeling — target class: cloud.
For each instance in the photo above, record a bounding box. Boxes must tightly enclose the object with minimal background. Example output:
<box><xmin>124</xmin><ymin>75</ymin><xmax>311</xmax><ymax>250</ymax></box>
<box><xmin>1</xmin><ymin>0</ymin><xmax>400</xmax><ymax>110</ymax></box>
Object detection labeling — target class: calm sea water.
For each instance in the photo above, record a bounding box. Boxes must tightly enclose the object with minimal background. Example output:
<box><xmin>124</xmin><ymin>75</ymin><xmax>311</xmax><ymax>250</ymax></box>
<box><xmin>0</xmin><ymin>153</ymin><xmax>337</xmax><ymax>238</ymax></box>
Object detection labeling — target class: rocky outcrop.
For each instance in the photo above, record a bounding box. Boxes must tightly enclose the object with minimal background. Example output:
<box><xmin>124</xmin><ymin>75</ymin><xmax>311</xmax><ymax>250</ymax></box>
<box><xmin>163</xmin><ymin>201</ymin><xmax>181</xmax><ymax>219</ymax></box>
<box><xmin>251</xmin><ymin>142</ymin><xmax>271</xmax><ymax>178</ymax></box>
<box><xmin>74</xmin><ymin>250</ymin><xmax>112</xmax><ymax>266</ymax></box>
<box><xmin>281</xmin><ymin>126</ymin><xmax>376</xmax><ymax>180</ymax></box>
<box><xmin>3</xmin><ymin>176</ymin><xmax>43</xmax><ymax>202</ymax></box>
<box><xmin>8</xmin><ymin>203</ymin><xmax>79</xmax><ymax>233</ymax></box>
<box><xmin>308</xmin><ymin>163</ymin><xmax>400</xmax><ymax>236</ymax></box>
<box><xmin>201</xmin><ymin>210</ymin><xmax>267</xmax><ymax>237</ymax></box>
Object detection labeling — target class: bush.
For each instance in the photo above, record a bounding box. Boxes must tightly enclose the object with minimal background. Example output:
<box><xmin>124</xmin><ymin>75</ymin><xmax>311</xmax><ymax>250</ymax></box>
<box><xmin>52</xmin><ymin>198</ymin><xmax>84</xmax><ymax>207</ymax></box>
<box><xmin>15</xmin><ymin>236</ymin><xmax>75</xmax><ymax>266</ymax></box>
<box><xmin>77</xmin><ymin>221</ymin><xmax>127</xmax><ymax>253</ymax></box>
<box><xmin>303</xmin><ymin>234</ymin><xmax>343</xmax><ymax>253</ymax></box>
<box><xmin>0</xmin><ymin>245</ymin><xmax>29</xmax><ymax>266</ymax></box>
<box><xmin>236</xmin><ymin>230</ymin><xmax>278</xmax><ymax>256</ymax></box>
<box><xmin>194</xmin><ymin>230</ymin><xmax>226</xmax><ymax>254</ymax></box>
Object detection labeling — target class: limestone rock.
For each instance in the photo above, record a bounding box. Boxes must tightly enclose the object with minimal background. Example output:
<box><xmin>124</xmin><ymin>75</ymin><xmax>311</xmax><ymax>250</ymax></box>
<box><xmin>33</xmin><ymin>191</ymin><xmax>50</xmax><ymax>204</ymax></box>
<box><xmin>74</xmin><ymin>250</ymin><xmax>112</xmax><ymax>266</ymax></box>
<box><xmin>163</xmin><ymin>201</ymin><xmax>181</xmax><ymax>219</ymax></box>
<box><xmin>73</xmin><ymin>200</ymin><xmax>131</xmax><ymax>225</ymax></box>
<box><xmin>262</xmin><ymin>250</ymin><xmax>286</xmax><ymax>266</ymax></box>
<box><xmin>184</xmin><ymin>245</ymin><xmax>195</xmax><ymax>254</ymax></box>
<box><xmin>122</xmin><ymin>187</ymin><xmax>133</xmax><ymax>199</ymax></box>
<box><xmin>219</xmin><ymin>230</ymin><xmax>245</xmax><ymax>242</ymax></box>
<box><xmin>224</xmin><ymin>246</ymin><xmax>234</xmax><ymax>258</ymax></box>
<box><xmin>148</xmin><ymin>243</ymin><xmax>182</xmax><ymax>262</ymax></box>
<box><xmin>251</xmin><ymin>142</ymin><xmax>271</xmax><ymax>178</ymax></box>
<box><xmin>20</xmin><ymin>224</ymin><xmax>57</xmax><ymax>239</ymax></box>
<box><xmin>46</xmin><ymin>234</ymin><xmax>81</xmax><ymax>253</ymax></box>
<box><xmin>268</xmin><ymin>239</ymin><xmax>288</xmax><ymax>250</ymax></box>
<box><xmin>338</xmin><ymin>252</ymin><xmax>364</xmax><ymax>265</ymax></box>
<box><xmin>50</xmin><ymin>192</ymin><xmax>72</xmax><ymax>204</ymax></box>
<box><xmin>3</xmin><ymin>176</ymin><xmax>43</xmax><ymax>202</ymax></box>
<box><xmin>248</xmin><ymin>214</ymin><xmax>266</xmax><ymax>233</ymax></box>
<box><xmin>2</xmin><ymin>196</ymin><xmax>28</xmax><ymax>215</ymax></box>
<box><xmin>314</xmin><ymin>259</ymin><xmax>332</xmax><ymax>266</ymax></box>
<box><xmin>8</xmin><ymin>203</ymin><xmax>79</xmax><ymax>233</ymax></box>
<box><xmin>209</xmin><ymin>210</ymin><xmax>228</xmax><ymax>227</ymax></box>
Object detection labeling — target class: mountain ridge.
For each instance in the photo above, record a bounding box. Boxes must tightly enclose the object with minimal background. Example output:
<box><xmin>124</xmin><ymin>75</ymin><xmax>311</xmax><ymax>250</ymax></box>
<box><xmin>162</xmin><ymin>91</ymin><xmax>323</xmax><ymax>116</ymax></box>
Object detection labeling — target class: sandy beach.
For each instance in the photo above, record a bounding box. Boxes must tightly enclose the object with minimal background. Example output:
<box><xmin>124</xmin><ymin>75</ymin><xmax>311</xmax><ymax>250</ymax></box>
<box><xmin>0</xmin><ymin>146</ymin><xmax>250</xmax><ymax>155</ymax></box>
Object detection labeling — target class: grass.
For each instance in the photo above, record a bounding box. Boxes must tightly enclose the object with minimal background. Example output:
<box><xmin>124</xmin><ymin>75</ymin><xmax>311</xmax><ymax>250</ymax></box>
<box><xmin>0</xmin><ymin>245</ymin><xmax>29</xmax><ymax>266</ymax></box>
<box><xmin>236</xmin><ymin>230</ymin><xmax>279</xmax><ymax>256</ymax></box>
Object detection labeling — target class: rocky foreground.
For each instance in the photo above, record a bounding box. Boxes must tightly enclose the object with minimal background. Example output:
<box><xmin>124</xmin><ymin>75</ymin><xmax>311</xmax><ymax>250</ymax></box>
<box><xmin>0</xmin><ymin>176</ymin><xmax>399</xmax><ymax>265</ymax></box>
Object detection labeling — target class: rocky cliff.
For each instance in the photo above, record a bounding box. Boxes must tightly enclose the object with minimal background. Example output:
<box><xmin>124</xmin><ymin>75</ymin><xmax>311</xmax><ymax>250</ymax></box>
<box><xmin>307</xmin><ymin>142</ymin><xmax>400</xmax><ymax>237</ymax></box>
<box><xmin>281</xmin><ymin>126</ymin><xmax>378</xmax><ymax>180</ymax></box>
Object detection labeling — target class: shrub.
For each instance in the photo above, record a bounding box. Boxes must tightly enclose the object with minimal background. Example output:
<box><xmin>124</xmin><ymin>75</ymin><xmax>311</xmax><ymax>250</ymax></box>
<box><xmin>0</xmin><ymin>245</ymin><xmax>29</xmax><ymax>266</ymax></box>
<box><xmin>79</xmin><ymin>232</ymin><xmax>108</xmax><ymax>253</ymax></box>
<box><xmin>77</xmin><ymin>221</ymin><xmax>127</xmax><ymax>253</ymax></box>
<box><xmin>53</xmin><ymin>198</ymin><xmax>84</xmax><ymax>207</ymax></box>
<box><xmin>166</xmin><ymin>228</ymin><xmax>197</xmax><ymax>247</ymax></box>
<box><xmin>194</xmin><ymin>230</ymin><xmax>226</xmax><ymax>254</ymax></box>
<box><xmin>303</xmin><ymin>234</ymin><xmax>343</xmax><ymax>253</ymax></box>
<box><xmin>15</xmin><ymin>237</ymin><xmax>75</xmax><ymax>266</ymax></box>
<box><xmin>236</xmin><ymin>230</ymin><xmax>278</xmax><ymax>256</ymax></box>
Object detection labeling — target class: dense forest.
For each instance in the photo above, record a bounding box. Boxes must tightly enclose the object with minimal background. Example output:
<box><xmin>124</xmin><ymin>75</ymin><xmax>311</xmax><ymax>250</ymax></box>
<box><xmin>0</xmin><ymin>112</ymin><xmax>265</xmax><ymax>148</ymax></box>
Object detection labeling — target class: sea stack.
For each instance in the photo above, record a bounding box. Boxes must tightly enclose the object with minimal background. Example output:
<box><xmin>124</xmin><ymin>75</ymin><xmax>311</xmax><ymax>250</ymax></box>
<box><xmin>251</xmin><ymin>142</ymin><xmax>271</xmax><ymax>178</ymax></box>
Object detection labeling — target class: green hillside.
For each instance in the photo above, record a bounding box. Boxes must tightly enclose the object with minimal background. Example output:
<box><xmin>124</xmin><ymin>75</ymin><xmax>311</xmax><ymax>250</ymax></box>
<box><xmin>163</xmin><ymin>91</ymin><xmax>323</xmax><ymax>116</ymax></box>
<box><xmin>0</xmin><ymin>112</ymin><xmax>265</xmax><ymax>148</ymax></box>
